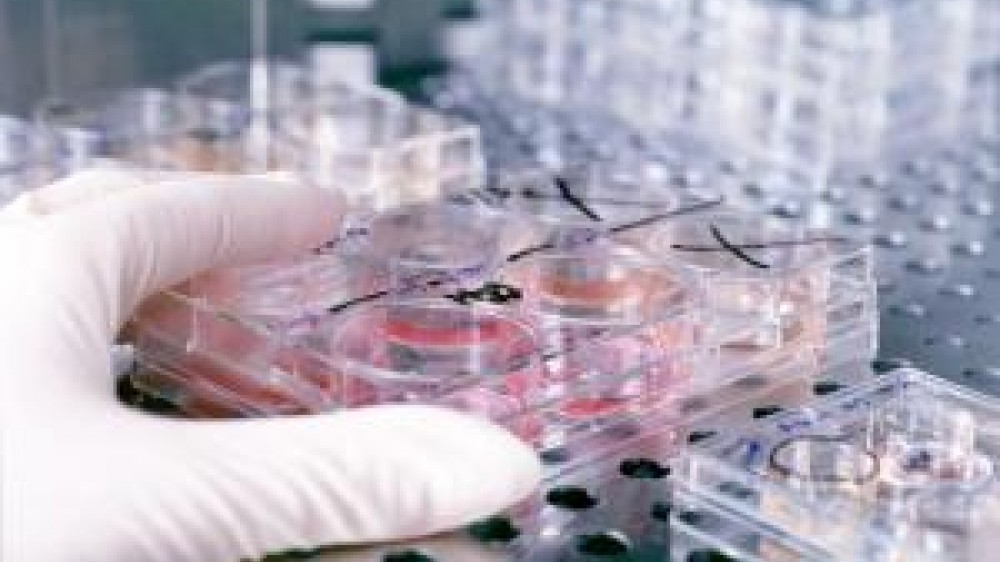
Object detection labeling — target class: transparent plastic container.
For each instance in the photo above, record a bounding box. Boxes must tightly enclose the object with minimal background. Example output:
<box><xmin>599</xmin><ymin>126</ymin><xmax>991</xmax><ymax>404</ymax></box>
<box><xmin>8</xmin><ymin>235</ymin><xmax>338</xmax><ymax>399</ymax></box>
<box><xmin>358</xmin><ymin>201</ymin><xmax>513</xmax><ymax>295</ymax></box>
<box><xmin>673</xmin><ymin>368</ymin><xmax>1000</xmax><ymax>562</ymax></box>
<box><xmin>130</xmin><ymin>157</ymin><xmax>876</xmax><ymax>452</ymax></box>
<box><xmin>132</xmin><ymin>252</ymin><xmax>378</xmax><ymax>417</ymax></box>
<box><xmin>34</xmin><ymin>88</ymin><xmax>196</xmax><ymax>178</ymax></box>
<box><xmin>132</xmin><ymin>197</ymin><xmax>508</xmax><ymax>418</ymax></box>
<box><xmin>282</xmin><ymin>84</ymin><xmax>485</xmax><ymax>212</ymax></box>
<box><xmin>478</xmin><ymin>0</ymin><xmax>729</xmax><ymax>138</ymax></box>
<box><xmin>637</xmin><ymin>212</ymin><xmax>876</xmax><ymax>379</ymax></box>
<box><xmin>134</xmin><ymin>261</ymin><xmax>694</xmax><ymax>444</ymax></box>
<box><xmin>501</xmin><ymin>242</ymin><xmax>699</xmax><ymax>445</ymax></box>
<box><xmin>456</xmin><ymin>0</ymin><xmax>979</xmax><ymax>198</ymax></box>
<box><xmin>319</xmin><ymin>299</ymin><xmax>548</xmax><ymax>440</ymax></box>
<box><xmin>885</xmin><ymin>0</ymin><xmax>973</xmax><ymax>149</ymax></box>
<box><xmin>175</xmin><ymin>59</ymin><xmax>485</xmax><ymax>204</ymax></box>
<box><xmin>720</xmin><ymin>0</ymin><xmax>973</xmax><ymax>192</ymax></box>
<box><xmin>351</xmin><ymin>197</ymin><xmax>704</xmax><ymax>444</ymax></box>
<box><xmin>177</xmin><ymin>60</ymin><xmax>310</xmax><ymax>173</ymax></box>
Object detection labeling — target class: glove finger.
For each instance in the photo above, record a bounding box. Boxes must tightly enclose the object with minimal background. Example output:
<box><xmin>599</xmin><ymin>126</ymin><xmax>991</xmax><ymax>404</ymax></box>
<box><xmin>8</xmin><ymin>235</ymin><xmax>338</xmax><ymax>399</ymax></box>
<box><xmin>0</xmin><ymin>168</ymin><xmax>297</xmax><ymax>224</ymax></box>
<box><xmin>41</xmin><ymin>175</ymin><xmax>343</xmax><ymax>333</ymax></box>
<box><xmin>143</xmin><ymin>405</ymin><xmax>541</xmax><ymax>560</ymax></box>
<box><xmin>12</xmin><ymin>405</ymin><xmax>541</xmax><ymax>562</ymax></box>
<box><xmin>0</xmin><ymin>168</ymin><xmax>144</xmax><ymax>223</ymax></box>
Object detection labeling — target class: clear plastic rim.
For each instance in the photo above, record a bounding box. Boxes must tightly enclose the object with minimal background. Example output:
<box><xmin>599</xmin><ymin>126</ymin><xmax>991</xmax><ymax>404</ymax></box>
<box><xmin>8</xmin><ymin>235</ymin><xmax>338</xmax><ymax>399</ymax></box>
<box><xmin>769</xmin><ymin>434</ymin><xmax>880</xmax><ymax>485</ymax></box>
<box><xmin>508</xmin><ymin>242</ymin><xmax>692</xmax><ymax>326</ymax></box>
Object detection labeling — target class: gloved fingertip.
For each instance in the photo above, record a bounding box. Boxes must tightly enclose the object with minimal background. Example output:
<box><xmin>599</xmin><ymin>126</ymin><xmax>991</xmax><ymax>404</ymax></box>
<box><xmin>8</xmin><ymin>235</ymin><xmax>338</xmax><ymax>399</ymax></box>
<box><xmin>325</xmin><ymin>405</ymin><xmax>543</xmax><ymax>541</ymax></box>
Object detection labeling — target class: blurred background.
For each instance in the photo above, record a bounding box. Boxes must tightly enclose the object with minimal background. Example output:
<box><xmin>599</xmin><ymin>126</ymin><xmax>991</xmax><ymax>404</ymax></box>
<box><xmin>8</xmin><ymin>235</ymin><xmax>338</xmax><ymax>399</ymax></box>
<box><xmin>0</xmin><ymin>0</ymin><xmax>462</xmax><ymax>113</ymax></box>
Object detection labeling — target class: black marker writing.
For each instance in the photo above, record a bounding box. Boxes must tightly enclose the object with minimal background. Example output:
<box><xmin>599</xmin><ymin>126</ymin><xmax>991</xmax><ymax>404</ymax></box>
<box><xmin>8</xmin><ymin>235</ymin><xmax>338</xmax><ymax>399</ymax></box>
<box><xmin>710</xmin><ymin>224</ymin><xmax>770</xmax><ymax>269</ymax></box>
<box><xmin>447</xmin><ymin>283</ymin><xmax>523</xmax><ymax>305</ymax></box>
<box><xmin>672</xmin><ymin>235</ymin><xmax>848</xmax><ymax>253</ymax></box>
<box><xmin>554</xmin><ymin>175</ymin><xmax>603</xmax><ymax>222</ymax></box>
<box><xmin>325</xmin><ymin>196</ymin><xmax>726</xmax><ymax>312</ymax></box>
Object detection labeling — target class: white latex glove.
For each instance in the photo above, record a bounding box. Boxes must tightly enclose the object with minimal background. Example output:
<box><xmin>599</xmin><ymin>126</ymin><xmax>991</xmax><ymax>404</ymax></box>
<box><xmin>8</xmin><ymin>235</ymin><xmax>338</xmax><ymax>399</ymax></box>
<box><xmin>0</xmin><ymin>169</ymin><xmax>541</xmax><ymax>562</ymax></box>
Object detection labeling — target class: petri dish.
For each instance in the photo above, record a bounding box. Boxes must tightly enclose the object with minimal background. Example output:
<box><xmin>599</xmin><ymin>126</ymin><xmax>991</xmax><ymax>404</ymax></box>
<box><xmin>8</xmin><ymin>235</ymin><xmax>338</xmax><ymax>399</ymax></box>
<box><xmin>324</xmin><ymin>299</ymin><xmax>546</xmax><ymax>434</ymax></box>
<box><xmin>360</xmin><ymin>202</ymin><xmax>512</xmax><ymax>297</ymax></box>
<box><xmin>508</xmin><ymin>243</ymin><xmax>688</xmax><ymax>324</ymax></box>
<box><xmin>506</xmin><ymin>241</ymin><xmax>696</xmax><ymax>423</ymax></box>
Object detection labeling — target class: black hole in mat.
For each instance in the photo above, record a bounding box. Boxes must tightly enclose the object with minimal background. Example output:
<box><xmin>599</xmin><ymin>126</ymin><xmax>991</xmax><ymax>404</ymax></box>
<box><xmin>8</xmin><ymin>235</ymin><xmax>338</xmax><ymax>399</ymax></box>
<box><xmin>752</xmin><ymin>406</ymin><xmax>783</xmax><ymax>419</ymax></box>
<box><xmin>546</xmin><ymin>486</ymin><xmax>599</xmax><ymax>510</ymax></box>
<box><xmin>813</xmin><ymin>381</ymin><xmax>844</xmax><ymax>396</ymax></box>
<box><xmin>686</xmin><ymin>548</ymin><xmax>737</xmax><ymax>562</ymax></box>
<box><xmin>576</xmin><ymin>531</ymin><xmax>631</xmax><ymax>557</ymax></box>
<box><xmin>872</xmin><ymin>357</ymin><xmax>913</xmax><ymax>374</ymax></box>
<box><xmin>540</xmin><ymin>447</ymin><xmax>571</xmax><ymax>464</ymax></box>
<box><xmin>650</xmin><ymin>501</ymin><xmax>672</xmax><ymax>522</ymax></box>
<box><xmin>687</xmin><ymin>430</ymin><xmax>717</xmax><ymax>444</ymax></box>
<box><xmin>619</xmin><ymin>458</ymin><xmax>671</xmax><ymax>479</ymax></box>
<box><xmin>466</xmin><ymin>516</ymin><xmax>521</xmax><ymax>543</ymax></box>
<box><xmin>383</xmin><ymin>550</ymin><xmax>436</xmax><ymax>562</ymax></box>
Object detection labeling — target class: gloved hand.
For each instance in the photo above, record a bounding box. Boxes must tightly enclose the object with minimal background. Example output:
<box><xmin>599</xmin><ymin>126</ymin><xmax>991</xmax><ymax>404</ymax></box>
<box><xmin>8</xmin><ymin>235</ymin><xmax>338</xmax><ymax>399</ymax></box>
<box><xmin>0</xmin><ymin>169</ymin><xmax>542</xmax><ymax>562</ymax></box>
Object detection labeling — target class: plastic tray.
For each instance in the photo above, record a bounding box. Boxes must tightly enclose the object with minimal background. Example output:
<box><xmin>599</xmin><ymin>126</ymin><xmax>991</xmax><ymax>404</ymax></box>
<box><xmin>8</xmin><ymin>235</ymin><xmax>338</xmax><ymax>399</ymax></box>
<box><xmin>131</xmin><ymin>173</ymin><xmax>876</xmax><ymax>453</ymax></box>
<box><xmin>673</xmin><ymin>368</ymin><xmax>1000</xmax><ymax>562</ymax></box>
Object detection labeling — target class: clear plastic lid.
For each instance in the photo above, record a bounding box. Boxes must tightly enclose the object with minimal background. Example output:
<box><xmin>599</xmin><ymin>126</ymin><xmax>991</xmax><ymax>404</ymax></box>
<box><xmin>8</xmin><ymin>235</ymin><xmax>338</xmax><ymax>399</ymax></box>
<box><xmin>131</xmin><ymin>184</ymin><xmax>874</xmax><ymax>426</ymax></box>
<box><xmin>180</xmin><ymin>252</ymin><xmax>378</xmax><ymax>333</ymax></box>
<box><xmin>351</xmin><ymin>201</ymin><xmax>515</xmax><ymax>296</ymax></box>
<box><xmin>318</xmin><ymin>298</ymin><xmax>546</xmax><ymax>436</ymax></box>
